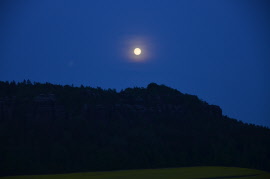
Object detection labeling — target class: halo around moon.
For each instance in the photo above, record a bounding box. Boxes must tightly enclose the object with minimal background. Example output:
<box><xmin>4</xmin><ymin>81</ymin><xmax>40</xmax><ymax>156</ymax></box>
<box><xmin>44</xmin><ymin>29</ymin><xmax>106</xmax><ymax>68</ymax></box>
<box><xmin>118</xmin><ymin>35</ymin><xmax>156</xmax><ymax>63</ymax></box>
<box><xmin>134</xmin><ymin>48</ymin><xmax>141</xmax><ymax>55</ymax></box>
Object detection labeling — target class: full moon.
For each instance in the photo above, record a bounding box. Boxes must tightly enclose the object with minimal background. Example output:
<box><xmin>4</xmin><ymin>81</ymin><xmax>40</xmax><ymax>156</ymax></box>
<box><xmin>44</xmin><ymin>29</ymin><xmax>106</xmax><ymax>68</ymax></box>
<box><xmin>134</xmin><ymin>48</ymin><xmax>141</xmax><ymax>55</ymax></box>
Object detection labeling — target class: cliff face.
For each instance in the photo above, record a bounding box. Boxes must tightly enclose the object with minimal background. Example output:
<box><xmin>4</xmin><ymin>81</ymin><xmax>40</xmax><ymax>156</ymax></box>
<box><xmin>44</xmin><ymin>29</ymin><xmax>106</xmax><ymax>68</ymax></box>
<box><xmin>83</xmin><ymin>101</ymin><xmax>222</xmax><ymax>119</ymax></box>
<box><xmin>0</xmin><ymin>96</ymin><xmax>15</xmax><ymax>121</ymax></box>
<box><xmin>80</xmin><ymin>84</ymin><xmax>222</xmax><ymax>122</ymax></box>
<box><xmin>0</xmin><ymin>95</ymin><xmax>66</xmax><ymax>121</ymax></box>
<box><xmin>33</xmin><ymin>94</ymin><xmax>65</xmax><ymax>120</ymax></box>
<box><xmin>0</xmin><ymin>84</ymin><xmax>223</xmax><ymax>122</ymax></box>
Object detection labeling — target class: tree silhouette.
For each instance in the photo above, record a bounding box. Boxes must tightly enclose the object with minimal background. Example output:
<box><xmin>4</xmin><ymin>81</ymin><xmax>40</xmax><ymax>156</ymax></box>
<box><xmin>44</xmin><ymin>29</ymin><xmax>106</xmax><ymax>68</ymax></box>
<box><xmin>0</xmin><ymin>81</ymin><xmax>269</xmax><ymax>176</ymax></box>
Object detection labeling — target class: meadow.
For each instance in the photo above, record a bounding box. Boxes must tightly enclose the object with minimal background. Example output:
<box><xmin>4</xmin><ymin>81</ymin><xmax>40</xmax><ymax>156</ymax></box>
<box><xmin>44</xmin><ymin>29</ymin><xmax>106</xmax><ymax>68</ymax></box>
<box><xmin>1</xmin><ymin>166</ymin><xmax>270</xmax><ymax>179</ymax></box>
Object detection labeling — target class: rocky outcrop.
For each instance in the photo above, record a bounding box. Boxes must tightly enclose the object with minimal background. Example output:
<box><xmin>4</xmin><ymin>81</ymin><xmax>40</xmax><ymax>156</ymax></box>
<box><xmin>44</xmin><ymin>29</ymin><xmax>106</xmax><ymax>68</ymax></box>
<box><xmin>1</xmin><ymin>88</ymin><xmax>223</xmax><ymax>123</ymax></box>
<box><xmin>33</xmin><ymin>94</ymin><xmax>65</xmax><ymax>120</ymax></box>
<box><xmin>82</xmin><ymin>102</ymin><xmax>186</xmax><ymax>117</ymax></box>
<box><xmin>0</xmin><ymin>96</ymin><xmax>15</xmax><ymax>120</ymax></box>
<box><xmin>209</xmin><ymin>105</ymin><xmax>222</xmax><ymax>118</ymax></box>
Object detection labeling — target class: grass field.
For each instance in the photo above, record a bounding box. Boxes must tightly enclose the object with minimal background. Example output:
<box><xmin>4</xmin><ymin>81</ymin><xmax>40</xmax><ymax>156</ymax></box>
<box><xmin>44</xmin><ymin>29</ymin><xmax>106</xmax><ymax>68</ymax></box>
<box><xmin>1</xmin><ymin>166</ymin><xmax>270</xmax><ymax>179</ymax></box>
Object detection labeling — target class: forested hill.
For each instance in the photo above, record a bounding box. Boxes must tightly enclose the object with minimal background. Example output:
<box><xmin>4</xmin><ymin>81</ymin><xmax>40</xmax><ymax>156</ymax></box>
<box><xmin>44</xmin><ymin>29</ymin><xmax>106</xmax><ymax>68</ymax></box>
<box><xmin>0</xmin><ymin>80</ymin><xmax>270</xmax><ymax>176</ymax></box>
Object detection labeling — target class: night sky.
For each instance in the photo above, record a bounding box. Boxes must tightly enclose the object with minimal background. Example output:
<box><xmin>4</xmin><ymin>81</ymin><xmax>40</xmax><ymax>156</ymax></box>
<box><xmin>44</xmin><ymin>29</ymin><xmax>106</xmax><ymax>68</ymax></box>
<box><xmin>1</xmin><ymin>0</ymin><xmax>269</xmax><ymax>127</ymax></box>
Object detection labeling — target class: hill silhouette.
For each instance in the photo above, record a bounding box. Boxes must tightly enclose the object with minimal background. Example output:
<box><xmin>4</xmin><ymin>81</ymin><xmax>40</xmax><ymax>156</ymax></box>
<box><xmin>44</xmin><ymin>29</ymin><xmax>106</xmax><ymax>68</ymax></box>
<box><xmin>0</xmin><ymin>80</ymin><xmax>270</xmax><ymax>176</ymax></box>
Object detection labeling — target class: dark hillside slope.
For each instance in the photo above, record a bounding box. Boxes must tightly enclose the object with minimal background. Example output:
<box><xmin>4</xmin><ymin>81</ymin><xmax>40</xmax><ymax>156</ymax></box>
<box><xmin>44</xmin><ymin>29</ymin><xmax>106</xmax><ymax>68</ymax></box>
<box><xmin>0</xmin><ymin>81</ymin><xmax>270</xmax><ymax>176</ymax></box>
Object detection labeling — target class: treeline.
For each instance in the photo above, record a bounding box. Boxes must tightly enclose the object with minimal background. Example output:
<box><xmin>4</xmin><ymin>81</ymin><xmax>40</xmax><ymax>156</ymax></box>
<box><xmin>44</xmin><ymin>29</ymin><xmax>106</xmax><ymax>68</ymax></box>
<box><xmin>0</xmin><ymin>80</ymin><xmax>270</xmax><ymax>176</ymax></box>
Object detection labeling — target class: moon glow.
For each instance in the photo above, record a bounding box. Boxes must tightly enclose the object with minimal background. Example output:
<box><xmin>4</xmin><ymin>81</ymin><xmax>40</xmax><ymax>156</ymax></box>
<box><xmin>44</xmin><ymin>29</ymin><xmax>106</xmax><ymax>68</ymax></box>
<box><xmin>119</xmin><ymin>35</ymin><xmax>155</xmax><ymax>62</ymax></box>
<box><xmin>134</xmin><ymin>48</ymin><xmax>141</xmax><ymax>55</ymax></box>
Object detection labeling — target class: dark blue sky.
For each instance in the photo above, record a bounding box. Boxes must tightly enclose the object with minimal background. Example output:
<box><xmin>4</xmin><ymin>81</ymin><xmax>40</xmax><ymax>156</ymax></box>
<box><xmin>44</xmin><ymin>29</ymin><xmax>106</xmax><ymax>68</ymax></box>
<box><xmin>1</xmin><ymin>0</ymin><xmax>269</xmax><ymax>127</ymax></box>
